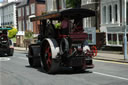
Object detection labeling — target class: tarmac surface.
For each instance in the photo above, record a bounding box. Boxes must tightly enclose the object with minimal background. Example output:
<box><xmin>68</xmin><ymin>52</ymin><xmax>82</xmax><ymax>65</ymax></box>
<box><xmin>14</xmin><ymin>47</ymin><xmax>128</xmax><ymax>63</ymax></box>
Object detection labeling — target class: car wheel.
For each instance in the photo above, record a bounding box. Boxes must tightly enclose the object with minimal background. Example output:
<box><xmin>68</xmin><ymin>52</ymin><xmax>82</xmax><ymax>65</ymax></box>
<box><xmin>8</xmin><ymin>48</ymin><xmax>14</xmax><ymax>56</ymax></box>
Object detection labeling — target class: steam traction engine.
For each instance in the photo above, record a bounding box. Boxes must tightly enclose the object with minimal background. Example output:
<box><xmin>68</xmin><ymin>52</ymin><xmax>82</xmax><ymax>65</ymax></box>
<box><xmin>27</xmin><ymin>0</ymin><xmax>97</xmax><ymax>73</ymax></box>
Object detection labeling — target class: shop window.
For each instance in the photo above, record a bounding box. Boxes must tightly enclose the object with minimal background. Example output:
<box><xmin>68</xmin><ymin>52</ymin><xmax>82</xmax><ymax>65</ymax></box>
<box><xmin>108</xmin><ymin>34</ymin><xmax>112</xmax><ymax>44</ymax></box>
<box><xmin>119</xmin><ymin>34</ymin><xmax>123</xmax><ymax>45</ymax></box>
<box><xmin>113</xmin><ymin>34</ymin><xmax>117</xmax><ymax>44</ymax></box>
<box><xmin>108</xmin><ymin>34</ymin><xmax>117</xmax><ymax>45</ymax></box>
<box><xmin>88</xmin><ymin>34</ymin><xmax>92</xmax><ymax>43</ymax></box>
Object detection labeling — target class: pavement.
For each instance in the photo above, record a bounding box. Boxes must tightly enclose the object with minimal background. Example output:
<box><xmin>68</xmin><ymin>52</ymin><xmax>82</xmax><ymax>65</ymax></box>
<box><xmin>95</xmin><ymin>50</ymin><xmax>128</xmax><ymax>63</ymax></box>
<box><xmin>14</xmin><ymin>47</ymin><xmax>128</xmax><ymax>63</ymax></box>
<box><xmin>14</xmin><ymin>47</ymin><xmax>26</xmax><ymax>51</ymax></box>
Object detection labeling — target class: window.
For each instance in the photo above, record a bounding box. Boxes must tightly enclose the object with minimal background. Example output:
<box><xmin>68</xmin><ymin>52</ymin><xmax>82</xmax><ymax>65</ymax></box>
<box><xmin>18</xmin><ymin>8</ymin><xmax>21</xmax><ymax>17</ymax></box>
<box><xmin>88</xmin><ymin>34</ymin><xmax>92</xmax><ymax>43</ymax></box>
<box><xmin>53</xmin><ymin>0</ymin><xmax>57</xmax><ymax>10</ymax></box>
<box><xmin>103</xmin><ymin>6</ymin><xmax>106</xmax><ymax>23</ymax></box>
<box><xmin>23</xmin><ymin>20</ymin><xmax>25</xmax><ymax>31</ymax></box>
<box><xmin>22</xmin><ymin>7</ymin><xmax>24</xmax><ymax>16</ymax></box>
<box><xmin>26</xmin><ymin>20</ymin><xmax>33</xmax><ymax>32</ymax></box>
<box><xmin>30</xmin><ymin>22</ymin><xmax>33</xmax><ymax>32</ymax></box>
<box><xmin>59</xmin><ymin>0</ymin><xmax>62</xmax><ymax>9</ymax></box>
<box><xmin>82</xmin><ymin>0</ymin><xmax>87</xmax><ymax>5</ymax></box>
<box><xmin>26</xmin><ymin>20</ymin><xmax>29</xmax><ymax>30</ymax></box>
<box><xmin>18</xmin><ymin>21</ymin><xmax>22</xmax><ymax>31</ymax></box>
<box><xmin>108</xmin><ymin>33</ymin><xmax>117</xmax><ymax>45</ymax></box>
<box><xmin>26</xmin><ymin>6</ymin><xmax>29</xmax><ymax>15</ymax></box>
<box><xmin>113</xmin><ymin>34</ymin><xmax>117</xmax><ymax>44</ymax></box>
<box><xmin>109</xmin><ymin>5</ymin><xmax>112</xmax><ymax>22</ymax></box>
<box><xmin>114</xmin><ymin>4</ymin><xmax>118</xmax><ymax>22</ymax></box>
<box><xmin>62</xmin><ymin>0</ymin><xmax>66</xmax><ymax>8</ymax></box>
<box><xmin>31</xmin><ymin>3</ymin><xmax>35</xmax><ymax>14</ymax></box>
<box><xmin>119</xmin><ymin>34</ymin><xmax>123</xmax><ymax>45</ymax></box>
<box><xmin>127</xmin><ymin>2</ymin><xmax>128</xmax><ymax>25</ymax></box>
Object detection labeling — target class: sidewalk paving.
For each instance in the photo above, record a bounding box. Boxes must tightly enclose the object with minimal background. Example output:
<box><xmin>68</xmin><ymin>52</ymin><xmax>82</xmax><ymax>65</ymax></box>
<box><xmin>14</xmin><ymin>47</ymin><xmax>26</xmax><ymax>51</ymax></box>
<box><xmin>94</xmin><ymin>50</ymin><xmax>128</xmax><ymax>63</ymax></box>
<box><xmin>14</xmin><ymin>47</ymin><xmax>128</xmax><ymax>63</ymax></box>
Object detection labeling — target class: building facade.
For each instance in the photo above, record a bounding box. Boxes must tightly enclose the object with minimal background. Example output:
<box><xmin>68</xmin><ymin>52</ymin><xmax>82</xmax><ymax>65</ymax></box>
<box><xmin>0</xmin><ymin>1</ymin><xmax>19</xmax><ymax>27</ymax></box>
<box><xmin>3</xmin><ymin>0</ymin><xmax>21</xmax><ymax>3</ymax></box>
<box><xmin>16</xmin><ymin>0</ymin><xmax>45</xmax><ymax>46</ymax></box>
<box><xmin>81</xmin><ymin>0</ymin><xmax>100</xmax><ymax>45</ymax></box>
<box><xmin>100</xmin><ymin>0</ymin><xmax>128</xmax><ymax>47</ymax></box>
<box><xmin>81</xmin><ymin>0</ymin><xmax>100</xmax><ymax>29</ymax></box>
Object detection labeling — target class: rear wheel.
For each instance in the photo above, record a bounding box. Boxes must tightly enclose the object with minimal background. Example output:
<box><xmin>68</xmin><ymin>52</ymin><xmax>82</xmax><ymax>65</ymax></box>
<box><xmin>44</xmin><ymin>43</ymin><xmax>52</xmax><ymax>71</ymax></box>
<box><xmin>40</xmin><ymin>39</ymin><xmax>60</xmax><ymax>74</ymax></box>
<box><xmin>7</xmin><ymin>48</ymin><xmax>14</xmax><ymax>56</ymax></box>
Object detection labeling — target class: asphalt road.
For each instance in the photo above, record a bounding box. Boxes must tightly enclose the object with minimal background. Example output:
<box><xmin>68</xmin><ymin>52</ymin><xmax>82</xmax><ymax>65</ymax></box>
<box><xmin>0</xmin><ymin>50</ymin><xmax>128</xmax><ymax>85</ymax></box>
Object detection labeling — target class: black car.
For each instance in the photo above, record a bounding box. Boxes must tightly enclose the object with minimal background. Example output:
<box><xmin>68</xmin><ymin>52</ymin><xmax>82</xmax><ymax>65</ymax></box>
<box><xmin>0</xmin><ymin>29</ymin><xmax>14</xmax><ymax>56</ymax></box>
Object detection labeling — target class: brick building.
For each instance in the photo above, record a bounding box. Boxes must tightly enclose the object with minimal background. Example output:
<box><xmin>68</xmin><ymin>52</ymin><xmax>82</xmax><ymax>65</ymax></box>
<box><xmin>16</xmin><ymin>0</ymin><xmax>45</xmax><ymax>46</ymax></box>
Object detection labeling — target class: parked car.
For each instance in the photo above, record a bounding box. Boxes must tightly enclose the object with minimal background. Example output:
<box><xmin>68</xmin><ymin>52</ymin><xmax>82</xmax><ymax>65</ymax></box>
<box><xmin>0</xmin><ymin>29</ymin><xmax>14</xmax><ymax>56</ymax></box>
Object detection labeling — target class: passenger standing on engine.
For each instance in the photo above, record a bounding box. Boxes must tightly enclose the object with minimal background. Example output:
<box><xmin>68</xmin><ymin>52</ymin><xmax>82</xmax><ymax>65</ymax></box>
<box><xmin>73</xmin><ymin>18</ymin><xmax>83</xmax><ymax>32</ymax></box>
<box><xmin>61</xmin><ymin>18</ymin><xmax>70</xmax><ymax>35</ymax></box>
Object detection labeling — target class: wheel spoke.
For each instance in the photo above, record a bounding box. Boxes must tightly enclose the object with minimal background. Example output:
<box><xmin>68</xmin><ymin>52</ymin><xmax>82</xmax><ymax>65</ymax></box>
<box><xmin>45</xmin><ymin>43</ymin><xmax>52</xmax><ymax>71</ymax></box>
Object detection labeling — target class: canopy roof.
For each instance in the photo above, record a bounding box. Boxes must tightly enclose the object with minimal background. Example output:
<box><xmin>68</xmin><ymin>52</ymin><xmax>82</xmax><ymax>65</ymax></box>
<box><xmin>0</xmin><ymin>28</ymin><xmax>12</xmax><ymax>30</ymax></box>
<box><xmin>31</xmin><ymin>8</ymin><xmax>95</xmax><ymax>21</ymax></box>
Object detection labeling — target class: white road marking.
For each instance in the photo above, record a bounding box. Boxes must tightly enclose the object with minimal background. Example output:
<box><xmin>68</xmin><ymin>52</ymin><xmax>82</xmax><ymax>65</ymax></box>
<box><xmin>94</xmin><ymin>72</ymin><xmax>128</xmax><ymax>81</ymax></box>
<box><xmin>0</xmin><ymin>57</ymin><xmax>10</xmax><ymax>61</ymax></box>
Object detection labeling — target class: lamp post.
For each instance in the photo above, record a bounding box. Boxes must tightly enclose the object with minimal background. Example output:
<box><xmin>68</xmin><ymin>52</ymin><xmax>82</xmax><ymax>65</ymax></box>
<box><xmin>124</xmin><ymin>0</ymin><xmax>128</xmax><ymax>60</ymax></box>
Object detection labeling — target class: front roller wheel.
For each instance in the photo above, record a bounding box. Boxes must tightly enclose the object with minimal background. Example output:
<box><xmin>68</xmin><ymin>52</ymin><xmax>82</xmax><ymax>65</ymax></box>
<box><xmin>28</xmin><ymin>46</ymin><xmax>41</xmax><ymax>67</ymax></box>
<box><xmin>28</xmin><ymin>57</ymin><xmax>40</xmax><ymax>67</ymax></box>
<box><xmin>40</xmin><ymin>38</ymin><xmax>60</xmax><ymax>74</ymax></box>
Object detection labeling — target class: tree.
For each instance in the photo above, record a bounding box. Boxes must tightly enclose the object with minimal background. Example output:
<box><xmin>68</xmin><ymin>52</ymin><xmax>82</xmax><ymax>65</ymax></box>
<box><xmin>8</xmin><ymin>27</ymin><xmax>18</xmax><ymax>39</ymax></box>
<box><xmin>25</xmin><ymin>30</ymin><xmax>33</xmax><ymax>39</ymax></box>
<box><xmin>66</xmin><ymin>0</ymin><xmax>81</xmax><ymax>8</ymax></box>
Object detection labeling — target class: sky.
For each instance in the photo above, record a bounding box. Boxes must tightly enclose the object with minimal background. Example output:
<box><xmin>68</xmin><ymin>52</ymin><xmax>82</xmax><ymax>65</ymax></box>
<box><xmin>0</xmin><ymin>0</ymin><xmax>3</xmax><ymax>2</ymax></box>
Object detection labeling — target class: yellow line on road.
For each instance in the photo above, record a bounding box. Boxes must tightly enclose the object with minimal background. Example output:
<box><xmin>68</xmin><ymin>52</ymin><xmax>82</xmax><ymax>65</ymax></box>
<box><xmin>94</xmin><ymin>60</ymin><xmax>128</xmax><ymax>65</ymax></box>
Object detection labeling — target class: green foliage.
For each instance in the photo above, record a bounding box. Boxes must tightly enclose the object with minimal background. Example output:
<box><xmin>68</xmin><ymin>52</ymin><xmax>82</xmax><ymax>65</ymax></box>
<box><xmin>11</xmin><ymin>37</ymin><xmax>16</xmax><ymax>43</ymax></box>
<box><xmin>66</xmin><ymin>0</ymin><xmax>81</xmax><ymax>8</ymax></box>
<box><xmin>55</xmin><ymin>22</ymin><xmax>61</xmax><ymax>29</ymax></box>
<box><xmin>25</xmin><ymin>30</ymin><xmax>33</xmax><ymax>39</ymax></box>
<box><xmin>8</xmin><ymin>27</ymin><xmax>18</xmax><ymax>39</ymax></box>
